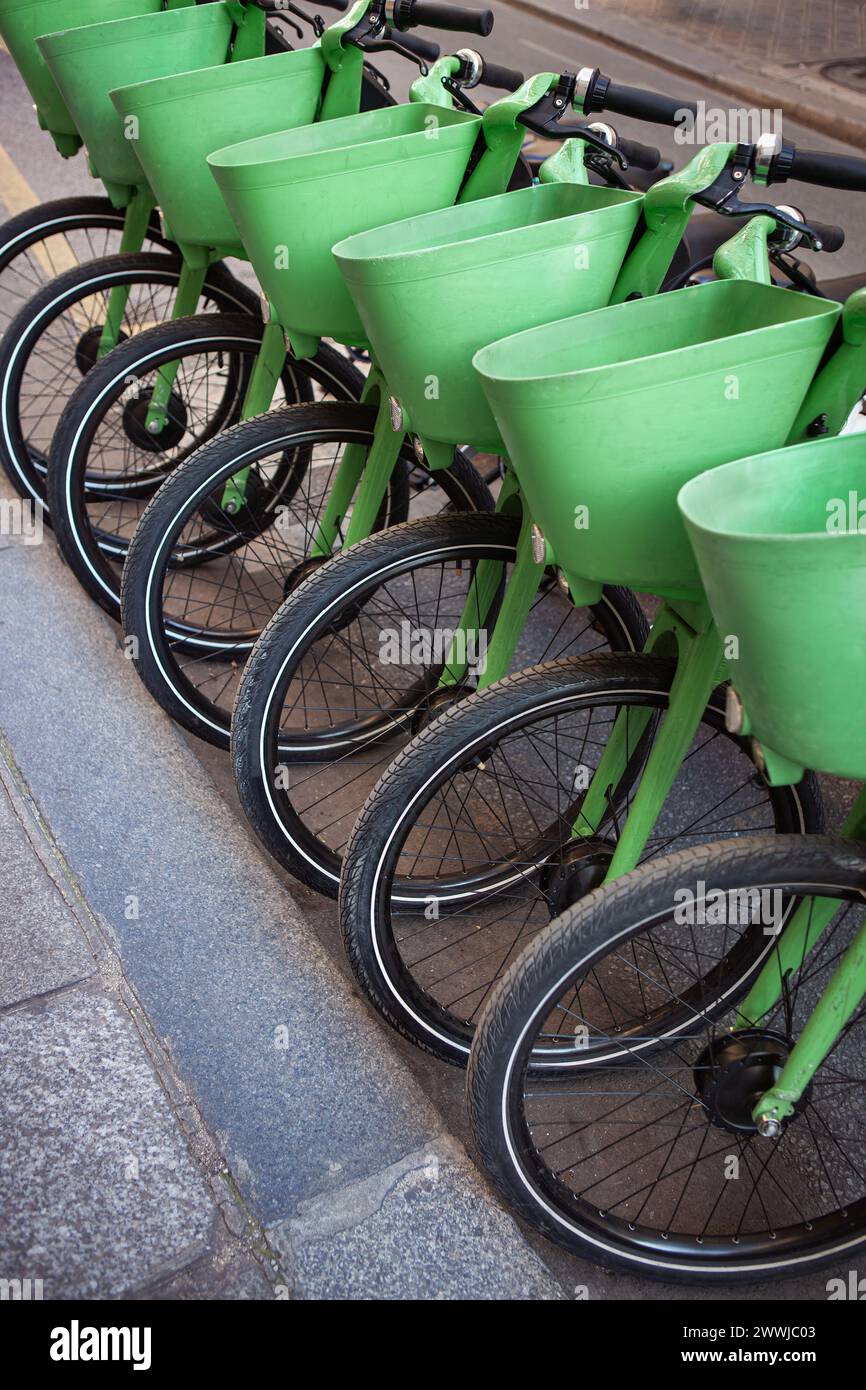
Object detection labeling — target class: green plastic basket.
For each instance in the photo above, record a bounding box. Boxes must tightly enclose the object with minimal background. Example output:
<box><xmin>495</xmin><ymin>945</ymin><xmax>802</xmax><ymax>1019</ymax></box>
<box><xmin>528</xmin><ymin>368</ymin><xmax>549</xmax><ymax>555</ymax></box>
<box><xmin>208</xmin><ymin>104</ymin><xmax>482</xmax><ymax>352</ymax></box>
<box><xmin>474</xmin><ymin>280</ymin><xmax>840</xmax><ymax>601</ymax></box>
<box><xmin>333</xmin><ymin>183</ymin><xmax>643</xmax><ymax>451</ymax></box>
<box><xmin>0</xmin><ymin>0</ymin><xmax>162</xmax><ymax>153</ymax></box>
<box><xmin>111</xmin><ymin>45</ymin><xmax>325</xmax><ymax>254</ymax></box>
<box><xmin>37</xmin><ymin>3</ymin><xmax>233</xmax><ymax>194</ymax></box>
<box><xmin>679</xmin><ymin>433</ymin><xmax>866</xmax><ymax>781</ymax></box>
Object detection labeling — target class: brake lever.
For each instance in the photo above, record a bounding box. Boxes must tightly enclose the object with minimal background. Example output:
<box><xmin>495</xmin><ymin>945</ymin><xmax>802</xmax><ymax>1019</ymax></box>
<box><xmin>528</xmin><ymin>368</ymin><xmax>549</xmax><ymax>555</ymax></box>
<box><xmin>261</xmin><ymin>2</ymin><xmax>325</xmax><ymax>38</ymax></box>
<box><xmin>343</xmin><ymin>0</ymin><xmax>389</xmax><ymax>46</ymax></box>
<box><xmin>359</xmin><ymin>34</ymin><xmax>432</xmax><ymax>73</ymax></box>
<box><xmin>281</xmin><ymin>14</ymin><xmax>306</xmax><ymax>39</ymax></box>
<box><xmin>769</xmin><ymin>250</ymin><xmax>827</xmax><ymax>297</ymax></box>
<box><xmin>441</xmin><ymin>76</ymin><xmax>483</xmax><ymax>114</ymax></box>
<box><xmin>692</xmin><ymin>145</ymin><xmax>828</xmax><ymax>250</ymax></box>
<box><xmin>518</xmin><ymin>78</ymin><xmax>627</xmax><ymax>168</ymax></box>
<box><xmin>584</xmin><ymin>152</ymin><xmax>630</xmax><ymax>188</ymax></box>
<box><xmin>524</xmin><ymin>119</ymin><xmax>628</xmax><ymax>168</ymax></box>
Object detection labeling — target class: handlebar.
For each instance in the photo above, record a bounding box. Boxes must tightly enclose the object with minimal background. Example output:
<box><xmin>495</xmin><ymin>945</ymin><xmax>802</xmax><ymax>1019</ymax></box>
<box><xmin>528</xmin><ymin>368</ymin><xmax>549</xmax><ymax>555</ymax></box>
<box><xmin>390</xmin><ymin>0</ymin><xmax>493</xmax><ymax>37</ymax></box>
<box><xmin>477</xmin><ymin>56</ymin><xmax>525</xmax><ymax>91</ymax></box>
<box><xmin>784</xmin><ymin>147</ymin><xmax>866</xmax><ymax>193</ymax></box>
<box><xmin>799</xmin><ymin>218</ymin><xmax>845</xmax><ymax>253</ymax></box>
<box><xmin>391</xmin><ymin>28</ymin><xmax>441</xmax><ymax>61</ymax></box>
<box><xmin>615</xmin><ymin>134</ymin><xmax>662</xmax><ymax>172</ymax></box>
<box><xmin>577</xmin><ymin>68</ymin><xmax>697</xmax><ymax>127</ymax></box>
<box><xmin>601</xmin><ymin>78</ymin><xmax>694</xmax><ymax>126</ymax></box>
<box><xmin>451</xmin><ymin>50</ymin><xmax>524</xmax><ymax>90</ymax></box>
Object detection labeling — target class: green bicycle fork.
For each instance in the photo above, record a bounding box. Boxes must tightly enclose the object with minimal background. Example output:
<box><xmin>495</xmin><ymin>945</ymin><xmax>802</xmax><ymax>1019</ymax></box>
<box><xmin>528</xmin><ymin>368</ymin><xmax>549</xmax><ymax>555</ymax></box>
<box><xmin>96</xmin><ymin>187</ymin><xmax>157</xmax><ymax>359</ymax></box>
<box><xmin>141</xmin><ymin>260</ymin><xmax>209</xmax><ymax>434</ymax></box>
<box><xmin>572</xmin><ymin>603</ymin><xmax>724</xmax><ymax>877</ymax></box>
<box><xmin>750</xmin><ymin>784</ymin><xmax>866</xmax><ymax>1129</ymax></box>
<box><xmin>719</xmin><ymin>783</ymin><xmax>866</xmax><ymax>1132</ymax></box>
<box><xmin>307</xmin><ymin>370</ymin><xmax>407</xmax><ymax>556</ymax></box>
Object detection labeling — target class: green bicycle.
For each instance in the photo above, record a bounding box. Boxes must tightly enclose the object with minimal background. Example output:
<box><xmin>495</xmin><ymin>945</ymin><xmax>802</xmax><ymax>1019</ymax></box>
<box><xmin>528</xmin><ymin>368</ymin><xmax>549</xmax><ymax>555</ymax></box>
<box><xmin>467</xmin><ymin>426</ymin><xmax>866</xmax><ymax>1282</ymax></box>
<box><xmin>326</xmin><ymin>139</ymin><xmax>866</xmax><ymax>1064</ymax></box>
<box><xmin>0</xmin><ymin>0</ymin><xmax>355</xmax><ymax>511</ymax></box>
<box><xmin>120</xmin><ymin>66</ymin><xmax>707</xmax><ymax>806</ymax></box>
<box><xmin>0</xmin><ymin>0</ymin><xmax>180</xmax><ymax>347</ymax></box>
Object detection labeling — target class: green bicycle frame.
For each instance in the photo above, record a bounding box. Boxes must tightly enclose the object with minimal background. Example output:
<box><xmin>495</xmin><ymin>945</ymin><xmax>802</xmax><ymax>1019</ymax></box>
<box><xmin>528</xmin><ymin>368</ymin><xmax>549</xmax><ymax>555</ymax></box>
<box><xmin>39</xmin><ymin>0</ymin><xmax>380</xmax><ymax>431</ymax></box>
<box><xmin>219</xmin><ymin>41</ymin><xmax>490</xmax><ymax>517</ymax></box>
<box><xmin>435</xmin><ymin>141</ymin><xmax>738</xmax><ymax>699</ymax></box>
<box><xmin>221</xmin><ymin>62</ymin><xmax>559</xmax><ymax>521</ymax></box>
<box><xmin>568</xmin><ymin>219</ymin><xmax>865</xmax><ymax>881</ymax></box>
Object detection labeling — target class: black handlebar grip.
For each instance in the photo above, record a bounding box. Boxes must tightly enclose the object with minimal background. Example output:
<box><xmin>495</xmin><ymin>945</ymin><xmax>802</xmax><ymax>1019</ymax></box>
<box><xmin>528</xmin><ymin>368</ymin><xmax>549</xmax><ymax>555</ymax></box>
<box><xmin>315</xmin><ymin>0</ymin><xmax>349</xmax><ymax>11</ymax></box>
<box><xmin>616</xmin><ymin>136</ymin><xmax>661</xmax><ymax>172</ymax></box>
<box><xmin>393</xmin><ymin>1</ymin><xmax>494</xmax><ymax>37</ymax></box>
<box><xmin>479</xmin><ymin>58</ymin><xmax>525</xmax><ymax>91</ymax></box>
<box><xmin>394</xmin><ymin>28</ymin><xmax>441</xmax><ymax>60</ymax></box>
<box><xmin>601</xmin><ymin>79</ymin><xmax>697</xmax><ymax>127</ymax></box>
<box><xmin>788</xmin><ymin>148</ymin><xmax>866</xmax><ymax>193</ymax></box>
<box><xmin>805</xmin><ymin>219</ymin><xmax>845</xmax><ymax>252</ymax></box>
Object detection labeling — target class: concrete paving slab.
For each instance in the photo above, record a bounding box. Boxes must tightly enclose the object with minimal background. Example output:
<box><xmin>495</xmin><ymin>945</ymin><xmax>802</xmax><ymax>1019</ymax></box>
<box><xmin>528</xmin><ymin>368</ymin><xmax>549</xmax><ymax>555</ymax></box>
<box><xmin>0</xmin><ymin>987</ymin><xmax>215</xmax><ymax>1299</ymax></box>
<box><xmin>0</xmin><ymin>775</ymin><xmax>94</xmax><ymax>1010</ymax></box>
<box><xmin>271</xmin><ymin>1135</ymin><xmax>564</xmax><ymax>1301</ymax></box>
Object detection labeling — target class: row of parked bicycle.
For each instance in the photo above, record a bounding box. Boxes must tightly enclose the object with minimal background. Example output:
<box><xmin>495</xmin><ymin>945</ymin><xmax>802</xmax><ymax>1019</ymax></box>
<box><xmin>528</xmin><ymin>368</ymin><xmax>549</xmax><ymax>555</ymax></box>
<box><xmin>2</xmin><ymin>0</ymin><xmax>865</xmax><ymax>1284</ymax></box>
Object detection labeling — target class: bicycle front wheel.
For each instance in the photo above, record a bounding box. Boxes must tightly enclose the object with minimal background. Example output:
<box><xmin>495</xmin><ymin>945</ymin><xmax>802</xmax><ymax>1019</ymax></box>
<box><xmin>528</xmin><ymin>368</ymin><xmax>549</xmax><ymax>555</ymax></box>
<box><xmin>468</xmin><ymin>833</ymin><xmax>866</xmax><ymax>1282</ymax></box>
<box><xmin>0</xmin><ymin>252</ymin><xmax>254</xmax><ymax>510</ymax></box>
<box><xmin>338</xmin><ymin>656</ymin><xmax>823</xmax><ymax>1065</ymax></box>
<box><xmin>47</xmin><ymin>314</ymin><xmax>360</xmax><ymax>616</ymax></box>
<box><xmin>0</xmin><ymin>195</ymin><xmax>169</xmax><ymax>337</ymax></box>
<box><xmin>231</xmin><ymin>516</ymin><xmax>648</xmax><ymax>900</ymax></box>
<box><xmin>121</xmin><ymin>402</ymin><xmax>490</xmax><ymax>750</ymax></box>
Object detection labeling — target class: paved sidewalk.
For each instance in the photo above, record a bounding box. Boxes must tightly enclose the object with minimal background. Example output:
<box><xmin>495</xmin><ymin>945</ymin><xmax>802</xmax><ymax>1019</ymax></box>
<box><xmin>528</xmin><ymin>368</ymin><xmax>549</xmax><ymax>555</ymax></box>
<box><xmin>503</xmin><ymin>0</ymin><xmax>866</xmax><ymax>145</ymax></box>
<box><xmin>0</xmin><ymin>737</ymin><xmax>273</xmax><ymax>1300</ymax></box>
<box><xmin>0</xmin><ymin>521</ymin><xmax>565</xmax><ymax>1300</ymax></box>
